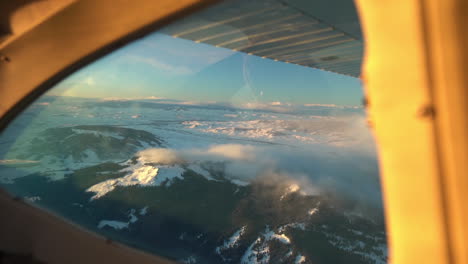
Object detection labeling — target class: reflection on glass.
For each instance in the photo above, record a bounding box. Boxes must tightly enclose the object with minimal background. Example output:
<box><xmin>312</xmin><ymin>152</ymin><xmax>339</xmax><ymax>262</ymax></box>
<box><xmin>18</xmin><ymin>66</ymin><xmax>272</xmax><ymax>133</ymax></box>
<box><xmin>0</xmin><ymin>1</ymin><xmax>386</xmax><ymax>263</ymax></box>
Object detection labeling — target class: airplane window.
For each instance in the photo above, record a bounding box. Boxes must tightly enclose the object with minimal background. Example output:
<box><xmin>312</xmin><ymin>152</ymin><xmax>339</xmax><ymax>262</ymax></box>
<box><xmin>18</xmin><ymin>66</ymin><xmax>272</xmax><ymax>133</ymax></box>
<box><xmin>0</xmin><ymin>0</ymin><xmax>387</xmax><ymax>263</ymax></box>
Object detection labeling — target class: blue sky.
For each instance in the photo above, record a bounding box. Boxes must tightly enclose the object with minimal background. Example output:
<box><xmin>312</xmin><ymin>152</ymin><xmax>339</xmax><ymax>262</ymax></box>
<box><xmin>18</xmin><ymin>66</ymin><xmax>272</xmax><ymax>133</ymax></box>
<box><xmin>49</xmin><ymin>33</ymin><xmax>363</xmax><ymax>106</ymax></box>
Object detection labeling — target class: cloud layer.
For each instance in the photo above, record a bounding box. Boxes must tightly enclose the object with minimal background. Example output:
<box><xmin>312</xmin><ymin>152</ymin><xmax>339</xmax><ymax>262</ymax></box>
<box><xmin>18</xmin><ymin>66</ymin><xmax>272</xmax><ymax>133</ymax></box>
<box><xmin>136</xmin><ymin>142</ymin><xmax>382</xmax><ymax>211</ymax></box>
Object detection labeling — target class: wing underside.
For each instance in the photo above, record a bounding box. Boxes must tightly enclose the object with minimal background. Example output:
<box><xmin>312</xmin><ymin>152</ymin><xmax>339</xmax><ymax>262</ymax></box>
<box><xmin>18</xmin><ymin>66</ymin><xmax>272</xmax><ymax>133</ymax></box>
<box><xmin>162</xmin><ymin>0</ymin><xmax>363</xmax><ymax>77</ymax></box>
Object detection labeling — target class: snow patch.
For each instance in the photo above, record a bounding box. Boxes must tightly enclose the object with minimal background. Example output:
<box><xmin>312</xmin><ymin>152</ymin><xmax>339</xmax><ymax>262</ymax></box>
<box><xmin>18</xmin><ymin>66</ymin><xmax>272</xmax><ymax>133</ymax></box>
<box><xmin>278</xmin><ymin>222</ymin><xmax>306</xmax><ymax>233</ymax></box>
<box><xmin>97</xmin><ymin>208</ymin><xmax>143</xmax><ymax>231</ymax></box>
<box><xmin>180</xmin><ymin>255</ymin><xmax>197</xmax><ymax>264</ymax></box>
<box><xmin>139</xmin><ymin>206</ymin><xmax>148</xmax><ymax>215</ymax></box>
<box><xmin>216</xmin><ymin>226</ymin><xmax>246</xmax><ymax>255</ymax></box>
<box><xmin>24</xmin><ymin>196</ymin><xmax>41</xmax><ymax>203</ymax></box>
<box><xmin>241</xmin><ymin>237</ymin><xmax>270</xmax><ymax>264</ymax></box>
<box><xmin>280</xmin><ymin>184</ymin><xmax>300</xmax><ymax>200</ymax></box>
<box><xmin>230</xmin><ymin>179</ymin><xmax>250</xmax><ymax>186</ymax></box>
<box><xmin>98</xmin><ymin>220</ymin><xmax>129</xmax><ymax>230</ymax></box>
<box><xmin>308</xmin><ymin>207</ymin><xmax>319</xmax><ymax>216</ymax></box>
<box><xmin>294</xmin><ymin>254</ymin><xmax>306</xmax><ymax>264</ymax></box>
<box><xmin>128</xmin><ymin>209</ymin><xmax>138</xmax><ymax>223</ymax></box>
<box><xmin>152</xmin><ymin>166</ymin><xmax>185</xmax><ymax>187</ymax></box>
<box><xmin>272</xmin><ymin>233</ymin><xmax>290</xmax><ymax>244</ymax></box>
<box><xmin>263</xmin><ymin>230</ymin><xmax>291</xmax><ymax>245</ymax></box>
<box><xmin>86</xmin><ymin>162</ymin><xmax>158</xmax><ymax>200</ymax></box>
<box><xmin>241</xmin><ymin>226</ymin><xmax>293</xmax><ymax>264</ymax></box>
<box><xmin>86</xmin><ymin>158</ymin><xmax>186</xmax><ymax>200</ymax></box>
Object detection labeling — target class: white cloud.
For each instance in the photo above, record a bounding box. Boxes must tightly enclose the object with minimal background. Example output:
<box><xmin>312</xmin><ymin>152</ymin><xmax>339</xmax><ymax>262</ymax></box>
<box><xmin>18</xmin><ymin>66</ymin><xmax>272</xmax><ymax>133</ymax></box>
<box><xmin>132</xmin><ymin>142</ymin><xmax>379</xmax><ymax>204</ymax></box>
<box><xmin>303</xmin><ymin>103</ymin><xmax>362</xmax><ymax>109</ymax></box>
<box><xmin>143</xmin><ymin>96</ymin><xmax>165</xmax><ymax>100</ymax></box>
<box><xmin>82</xmin><ymin>136</ymin><xmax>380</xmax><ymax>212</ymax></box>
<box><xmin>236</xmin><ymin>102</ymin><xmax>292</xmax><ymax>113</ymax></box>
<box><xmin>138</xmin><ymin>148</ymin><xmax>183</xmax><ymax>165</ymax></box>
<box><xmin>100</xmin><ymin>97</ymin><xmax>128</xmax><ymax>101</ymax></box>
<box><xmin>304</xmin><ymin>103</ymin><xmax>338</xmax><ymax>107</ymax></box>
<box><xmin>182</xmin><ymin>116</ymin><xmax>376</xmax><ymax>152</ymax></box>
<box><xmin>206</xmin><ymin>144</ymin><xmax>255</xmax><ymax>160</ymax></box>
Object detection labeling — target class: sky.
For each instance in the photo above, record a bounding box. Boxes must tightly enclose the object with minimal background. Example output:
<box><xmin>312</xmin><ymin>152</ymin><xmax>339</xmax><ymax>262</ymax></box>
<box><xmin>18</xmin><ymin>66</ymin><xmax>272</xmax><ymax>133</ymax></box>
<box><xmin>49</xmin><ymin>32</ymin><xmax>363</xmax><ymax>106</ymax></box>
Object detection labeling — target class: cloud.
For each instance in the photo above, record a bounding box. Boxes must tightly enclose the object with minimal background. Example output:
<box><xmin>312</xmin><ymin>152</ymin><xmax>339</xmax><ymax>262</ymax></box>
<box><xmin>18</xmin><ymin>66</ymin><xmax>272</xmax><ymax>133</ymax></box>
<box><xmin>182</xmin><ymin>115</ymin><xmax>377</xmax><ymax>154</ymax></box>
<box><xmin>235</xmin><ymin>102</ymin><xmax>292</xmax><ymax>113</ymax></box>
<box><xmin>229</xmin><ymin>101</ymin><xmax>361</xmax><ymax>113</ymax></box>
<box><xmin>303</xmin><ymin>103</ymin><xmax>338</xmax><ymax>107</ymax></box>
<box><xmin>101</xmin><ymin>97</ymin><xmax>129</xmax><ymax>101</ymax></box>
<box><xmin>137</xmin><ymin>144</ymin><xmax>257</xmax><ymax>166</ymax></box>
<box><xmin>138</xmin><ymin>148</ymin><xmax>183</xmax><ymax>165</ymax></box>
<box><xmin>134</xmin><ymin>142</ymin><xmax>382</xmax><ymax>211</ymax></box>
<box><xmin>206</xmin><ymin>144</ymin><xmax>255</xmax><ymax>160</ymax></box>
<box><xmin>143</xmin><ymin>96</ymin><xmax>165</xmax><ymax>100</ymax></box>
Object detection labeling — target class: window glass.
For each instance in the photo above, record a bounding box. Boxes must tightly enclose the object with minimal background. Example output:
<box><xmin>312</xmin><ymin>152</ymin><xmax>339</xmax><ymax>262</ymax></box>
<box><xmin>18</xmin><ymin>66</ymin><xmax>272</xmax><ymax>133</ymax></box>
<box><xmin>0</xmin><ymin>1</ymin><xmax>387</xmax><ymax>263</ymax></box>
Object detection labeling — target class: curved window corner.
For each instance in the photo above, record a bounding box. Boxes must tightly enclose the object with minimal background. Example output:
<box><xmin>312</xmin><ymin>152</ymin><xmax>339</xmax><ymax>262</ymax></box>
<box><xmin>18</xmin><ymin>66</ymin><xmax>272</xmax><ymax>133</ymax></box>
<box><xmin>0</xmin><ymin>1</ymin><xmax>387</xmax><ymax>263</ymax></box>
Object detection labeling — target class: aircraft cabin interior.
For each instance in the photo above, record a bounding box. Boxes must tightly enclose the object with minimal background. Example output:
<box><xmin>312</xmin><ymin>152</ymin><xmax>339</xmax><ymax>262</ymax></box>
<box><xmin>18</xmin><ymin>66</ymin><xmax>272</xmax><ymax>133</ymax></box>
<box><xmin>0</xmin><ymin>0</ymin><xmax>467</xmax><ymax>264</ymax></box>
